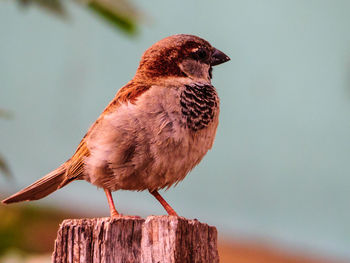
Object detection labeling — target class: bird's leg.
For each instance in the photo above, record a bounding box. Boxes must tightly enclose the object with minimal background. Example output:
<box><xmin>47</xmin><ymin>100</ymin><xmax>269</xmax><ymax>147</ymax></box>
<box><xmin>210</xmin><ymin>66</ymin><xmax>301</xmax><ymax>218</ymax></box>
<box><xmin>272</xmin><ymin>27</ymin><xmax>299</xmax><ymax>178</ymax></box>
<box><xmin>104</xmin><ymin>189</ymin><xmax>119</xmax><ymax>218</ymax></box>
<box><xmin>149</xmin><ymin>189</ymin><xmax>178</xmax><ymax>216</ymax></box>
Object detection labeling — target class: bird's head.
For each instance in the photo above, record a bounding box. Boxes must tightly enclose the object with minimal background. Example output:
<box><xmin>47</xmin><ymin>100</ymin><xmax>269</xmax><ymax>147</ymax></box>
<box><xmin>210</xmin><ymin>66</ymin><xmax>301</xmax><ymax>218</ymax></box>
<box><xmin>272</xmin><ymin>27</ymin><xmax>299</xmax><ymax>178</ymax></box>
<box><xmin>135</xmin><ymin>34</ymin><xmax>230</xmax><ymax>82</ymax></box>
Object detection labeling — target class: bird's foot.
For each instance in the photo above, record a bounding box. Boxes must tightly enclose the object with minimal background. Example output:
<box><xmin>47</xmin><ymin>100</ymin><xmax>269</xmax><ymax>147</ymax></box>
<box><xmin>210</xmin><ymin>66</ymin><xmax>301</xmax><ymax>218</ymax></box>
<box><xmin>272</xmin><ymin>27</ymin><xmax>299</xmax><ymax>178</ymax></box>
<box><xmin>167</xmin><ymin>210</ymin><xmax>179</xmax><ymax>217</ymax></box>
<box><xmin>110</xmin><ymin>210</ymin><xmax>120</xmax><ymax>218</ymax></box>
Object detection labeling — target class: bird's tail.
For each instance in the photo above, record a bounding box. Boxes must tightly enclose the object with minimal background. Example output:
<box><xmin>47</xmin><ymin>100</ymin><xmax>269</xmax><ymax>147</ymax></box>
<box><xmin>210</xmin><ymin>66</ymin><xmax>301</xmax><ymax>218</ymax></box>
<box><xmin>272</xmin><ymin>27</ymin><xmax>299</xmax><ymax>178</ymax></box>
<box><xmin>2</xmin><ymin>164</ymin><xmax>67</xmax><ymax>204</ymax></box>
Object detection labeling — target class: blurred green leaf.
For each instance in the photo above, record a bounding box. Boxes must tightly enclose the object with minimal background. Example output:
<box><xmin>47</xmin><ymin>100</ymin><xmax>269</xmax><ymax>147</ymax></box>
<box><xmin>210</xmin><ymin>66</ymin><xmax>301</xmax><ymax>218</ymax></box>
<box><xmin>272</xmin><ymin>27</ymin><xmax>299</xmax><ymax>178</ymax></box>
<box><xmin>87</xmin><ymin>0</ymin><xmax>137</xmax><ymax>34</ymax></box>
<box><xmin>17</xmin><ymin>0</ymin><xmax>67</xmax><ymax>18</ymax></box>
<box><xmin>0</xmin><ymin>109</ymin><xmax>12</xmax><ymax>179</ymax></box>
<box><xmin>0</xmin><ymin>109</ymin><xmax>13</xmax><ymax>120</ymax></box>
<box><xmin>15</xmin><ymin>0</ymin><xmax>142</xmax><ymax>34</ymax></box>
<box><xmin>0</xmin><ymin>155</ymin><xmax>11</xmax><ymax>179</ymax></box>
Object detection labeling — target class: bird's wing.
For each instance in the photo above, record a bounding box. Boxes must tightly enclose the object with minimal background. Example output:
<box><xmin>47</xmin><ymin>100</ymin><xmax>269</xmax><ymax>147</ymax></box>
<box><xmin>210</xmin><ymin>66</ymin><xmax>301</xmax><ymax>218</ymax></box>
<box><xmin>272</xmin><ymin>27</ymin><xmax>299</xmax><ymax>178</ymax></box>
<box><xmin>59</xmin><ymin>81</ymin><xmax>151</xmax><ymax>187</ymax></box>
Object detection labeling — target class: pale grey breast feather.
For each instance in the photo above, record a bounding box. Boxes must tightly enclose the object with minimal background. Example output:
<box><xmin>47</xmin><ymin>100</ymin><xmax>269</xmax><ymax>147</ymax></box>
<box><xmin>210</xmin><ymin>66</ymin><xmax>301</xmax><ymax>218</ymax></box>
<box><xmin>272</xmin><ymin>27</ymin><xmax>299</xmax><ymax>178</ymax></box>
<box><xmin>180</xmin><ymin>83</ymin><xmax>218</xmax><ymax>131</ymax></box>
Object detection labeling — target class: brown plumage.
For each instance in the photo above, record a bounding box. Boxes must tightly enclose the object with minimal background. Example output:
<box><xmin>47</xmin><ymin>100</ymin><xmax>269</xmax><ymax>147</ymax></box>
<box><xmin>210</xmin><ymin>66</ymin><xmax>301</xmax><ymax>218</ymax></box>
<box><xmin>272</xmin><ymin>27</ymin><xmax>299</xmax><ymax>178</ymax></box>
<box><xmin>2</xmin><ymin>34</ymin><xmax>230</xmax><ymax>217</ymax></box>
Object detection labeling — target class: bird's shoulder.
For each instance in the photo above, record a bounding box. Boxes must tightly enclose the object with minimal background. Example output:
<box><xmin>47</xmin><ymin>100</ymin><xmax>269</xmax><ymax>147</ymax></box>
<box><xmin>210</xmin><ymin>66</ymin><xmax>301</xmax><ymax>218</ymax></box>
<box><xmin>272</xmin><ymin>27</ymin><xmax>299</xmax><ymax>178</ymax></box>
<box><xmin>102</xmin><ymin>80</ymin><xmax>152</xmax><ymax>114</ymax></box>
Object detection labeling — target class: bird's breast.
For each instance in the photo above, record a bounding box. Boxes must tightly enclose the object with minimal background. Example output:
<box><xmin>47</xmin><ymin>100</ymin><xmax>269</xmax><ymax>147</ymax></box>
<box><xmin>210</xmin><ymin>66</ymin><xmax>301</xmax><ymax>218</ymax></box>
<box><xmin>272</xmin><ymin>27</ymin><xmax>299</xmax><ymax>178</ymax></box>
<box><xmin>84</xmin><ymin>83</ymin><xmax>220</xmax><ymax>191</ymax></box>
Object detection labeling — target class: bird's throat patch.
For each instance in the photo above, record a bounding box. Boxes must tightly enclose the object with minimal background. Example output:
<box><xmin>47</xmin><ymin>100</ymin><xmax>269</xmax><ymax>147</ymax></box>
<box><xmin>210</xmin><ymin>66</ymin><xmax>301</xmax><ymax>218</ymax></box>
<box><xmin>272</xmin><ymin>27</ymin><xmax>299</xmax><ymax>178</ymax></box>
<box><xmin>180</xmin><ymin>83</ymin><xmax>218</xmax><ymax>131</ymax></box>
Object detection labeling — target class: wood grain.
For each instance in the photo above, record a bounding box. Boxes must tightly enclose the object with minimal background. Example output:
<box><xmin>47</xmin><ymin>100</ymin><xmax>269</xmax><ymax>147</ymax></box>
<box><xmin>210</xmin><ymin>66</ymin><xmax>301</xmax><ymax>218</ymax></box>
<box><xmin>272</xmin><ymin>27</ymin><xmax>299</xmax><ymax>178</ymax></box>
<box><xmin>52</xmin><ymin>216</ymin><xmax>219</xmax><ymax>263</ymax></box>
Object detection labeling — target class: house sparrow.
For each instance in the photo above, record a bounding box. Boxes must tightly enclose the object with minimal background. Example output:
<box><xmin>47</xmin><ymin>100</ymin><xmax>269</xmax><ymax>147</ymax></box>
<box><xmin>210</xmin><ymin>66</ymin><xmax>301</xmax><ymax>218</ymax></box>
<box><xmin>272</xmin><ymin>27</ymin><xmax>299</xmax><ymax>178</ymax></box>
<box><xmin>2</xmin><ymin>34</ymin><xmax>230</xmax><ymax>217</ymax></box>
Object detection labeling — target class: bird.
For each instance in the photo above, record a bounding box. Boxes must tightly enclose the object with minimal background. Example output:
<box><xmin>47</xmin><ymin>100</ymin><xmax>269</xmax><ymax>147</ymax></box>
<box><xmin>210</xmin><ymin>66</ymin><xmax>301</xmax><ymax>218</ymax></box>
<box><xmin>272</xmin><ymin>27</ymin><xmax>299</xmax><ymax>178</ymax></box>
<box><xmin>2</xmin><ymin>34</ymin><xmax>230</xmax><ymax>217</ymax></box>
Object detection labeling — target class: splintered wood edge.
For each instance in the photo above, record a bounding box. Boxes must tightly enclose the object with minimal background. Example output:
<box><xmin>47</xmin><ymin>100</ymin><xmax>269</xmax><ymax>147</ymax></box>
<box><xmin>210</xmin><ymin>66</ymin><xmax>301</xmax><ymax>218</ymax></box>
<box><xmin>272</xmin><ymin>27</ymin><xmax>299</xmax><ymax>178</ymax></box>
<box><xmin>58</xmin><ymin>215</ymin><xmax>215</xmax><ymax>227</ymax></box>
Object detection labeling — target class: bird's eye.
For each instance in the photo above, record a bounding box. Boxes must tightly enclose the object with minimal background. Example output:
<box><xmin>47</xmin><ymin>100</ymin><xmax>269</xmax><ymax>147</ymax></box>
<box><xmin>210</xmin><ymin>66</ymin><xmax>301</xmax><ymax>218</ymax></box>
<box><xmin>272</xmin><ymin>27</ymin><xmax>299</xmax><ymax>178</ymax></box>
<box><xmin>192</xmin><ymin>48</ymin><xmax>208</xmax><ymax>61</ymax></box>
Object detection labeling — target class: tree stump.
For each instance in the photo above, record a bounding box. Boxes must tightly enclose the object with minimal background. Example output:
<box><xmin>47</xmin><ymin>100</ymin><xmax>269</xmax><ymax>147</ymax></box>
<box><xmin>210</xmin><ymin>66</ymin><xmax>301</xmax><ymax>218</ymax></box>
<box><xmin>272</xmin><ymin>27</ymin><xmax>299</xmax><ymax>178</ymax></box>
<box><xmin>52</xmin><ymin>215</ymin><xmax>219</xmax><ymax>263</ymax></box>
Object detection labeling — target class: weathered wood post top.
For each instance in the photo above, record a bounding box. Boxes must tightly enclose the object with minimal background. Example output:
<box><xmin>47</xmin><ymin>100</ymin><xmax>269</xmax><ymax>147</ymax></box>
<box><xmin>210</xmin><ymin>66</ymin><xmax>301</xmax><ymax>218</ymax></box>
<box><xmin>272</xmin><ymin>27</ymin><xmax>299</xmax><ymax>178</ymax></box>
<box><xmin>52</xmin><ymin>215</ymin><xmax>219</xmax><ymax>263</ymax></box>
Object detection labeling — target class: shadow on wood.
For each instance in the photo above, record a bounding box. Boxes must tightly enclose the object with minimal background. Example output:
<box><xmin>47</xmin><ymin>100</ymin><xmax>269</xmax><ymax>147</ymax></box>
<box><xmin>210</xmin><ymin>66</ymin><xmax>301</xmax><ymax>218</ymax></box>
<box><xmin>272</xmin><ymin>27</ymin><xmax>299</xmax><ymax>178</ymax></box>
<box><xmin>52</xmin><ymin>215</ymin><xmax>219</xmax><ymax>263</ymax></box>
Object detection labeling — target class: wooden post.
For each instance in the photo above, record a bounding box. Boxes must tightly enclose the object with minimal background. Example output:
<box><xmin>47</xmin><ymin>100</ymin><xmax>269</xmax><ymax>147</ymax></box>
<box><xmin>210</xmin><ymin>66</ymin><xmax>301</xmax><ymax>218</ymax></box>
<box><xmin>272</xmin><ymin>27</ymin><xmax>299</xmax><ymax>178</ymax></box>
<box><xmin>52</xmin><ymin>215</ymin><xmax>219</xmax><ymax>263</ymax></box>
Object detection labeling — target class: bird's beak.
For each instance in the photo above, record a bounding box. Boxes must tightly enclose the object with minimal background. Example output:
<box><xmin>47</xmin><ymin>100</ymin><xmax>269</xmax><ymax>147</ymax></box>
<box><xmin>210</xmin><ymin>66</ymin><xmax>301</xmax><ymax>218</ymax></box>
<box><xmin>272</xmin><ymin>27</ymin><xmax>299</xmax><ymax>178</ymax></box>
<box><xmin>211</xmin><ymin>48</ymin><xmax>230</xmax><ymax>66</ymax></box>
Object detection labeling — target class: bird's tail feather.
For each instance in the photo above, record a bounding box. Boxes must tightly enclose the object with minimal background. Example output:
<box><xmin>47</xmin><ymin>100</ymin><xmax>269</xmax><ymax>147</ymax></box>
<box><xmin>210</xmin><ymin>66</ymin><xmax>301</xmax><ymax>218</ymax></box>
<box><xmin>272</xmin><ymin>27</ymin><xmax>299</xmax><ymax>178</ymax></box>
<box><xmin>2</xmin><ymin>164</ymin><xmax>67</xmax><ymax>204</ymax></box>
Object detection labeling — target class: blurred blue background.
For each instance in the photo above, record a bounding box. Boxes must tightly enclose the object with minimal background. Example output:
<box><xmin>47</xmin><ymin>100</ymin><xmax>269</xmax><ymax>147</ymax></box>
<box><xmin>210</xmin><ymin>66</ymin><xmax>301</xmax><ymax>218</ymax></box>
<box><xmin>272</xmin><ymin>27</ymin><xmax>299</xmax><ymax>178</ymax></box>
<box><xmin>1</xmin><ymin>0</ymin><xmax>350</xmax><ymax>261</ymax></box>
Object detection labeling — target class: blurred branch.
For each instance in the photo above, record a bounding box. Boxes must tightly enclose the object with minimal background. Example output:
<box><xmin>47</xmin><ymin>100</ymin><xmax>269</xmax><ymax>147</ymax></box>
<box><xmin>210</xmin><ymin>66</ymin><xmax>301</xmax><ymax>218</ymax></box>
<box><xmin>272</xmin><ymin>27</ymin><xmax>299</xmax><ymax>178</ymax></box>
<box><xmin>16</xmin><ymin>0</ymin><xmax>142</xmax><ymax>35</ymax></box>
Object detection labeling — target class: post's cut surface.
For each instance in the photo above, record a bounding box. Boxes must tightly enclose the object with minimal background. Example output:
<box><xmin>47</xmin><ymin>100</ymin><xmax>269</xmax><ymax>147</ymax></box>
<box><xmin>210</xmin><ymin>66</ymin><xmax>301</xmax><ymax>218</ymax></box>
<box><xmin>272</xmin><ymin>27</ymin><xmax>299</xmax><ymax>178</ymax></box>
<box><xmin>52</xmin><ymin>215</ymin><xmax>219</xmax><ymax>263</ymax></box>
